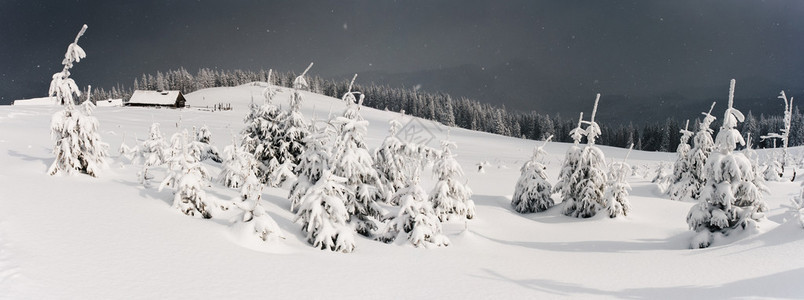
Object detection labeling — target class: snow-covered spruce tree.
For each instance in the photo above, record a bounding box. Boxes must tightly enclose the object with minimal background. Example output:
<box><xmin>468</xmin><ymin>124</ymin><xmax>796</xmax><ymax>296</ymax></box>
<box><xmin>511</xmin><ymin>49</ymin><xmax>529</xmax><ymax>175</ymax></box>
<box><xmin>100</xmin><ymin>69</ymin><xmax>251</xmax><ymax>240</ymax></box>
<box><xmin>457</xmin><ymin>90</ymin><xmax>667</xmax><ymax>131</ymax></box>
<box><xmin>604</xmin><ymin>144</ymin><xmax>633</xmax><ymax>218</ymax></box>
<box><xmin>218</xmin><ymin>137</ymin><xmax>258</xmax><ymax>189</ymax></box>
<box><xmin>241</xmin><ymin>85</ymin><xmax>284</xmax><ymax>185</ymax></box>
<box><xmin>159</xmin><ymin>130</ymin><xmax>215</xmax><ymax>219</ymax></box>
<box><xmin>561</xmin><ymin>95</ymin><xmax>609</xmax><ymax>218</ymax></box>
<box><xmin>555</xmin><ymin>112</ymin><xmax>585</xmax><ymax>215</ymax></box>
<box><xmin>760</xmin><ymin>91</ymin><xmax>794</xmax><ymax>181</ymax></box>
<box><xmin>511</xmin><ymin>135</ymin><xmax>555</xmax><ymax>213</ymax></box>
<box><xmin>373</xmin><ymin>119</ymin><xmax>409</xmax><ymax>197</ymax></box>
<box><xmin>377</xmin><ymin>173</ymin><xmax>449</xmax><ymax>248</ymax></box>
<box><xmin>48</xmin><ymin>24</ymin><xmax>109</xmax><ymax>177</ymax></box>
<box><xmin>289</xmin><ymin>125</ymin><xmax>334</xmax><ymax>213</ymax></box>
<box><xmin>294</xmin><ymin>170</ymin><xmax>356</xmax><ymax>253</ymax></box>
<box><xmin>687</xmin><ymin>79</ymin><xmax>769</xmax><ymax>248</ymax></box>
<box><xmin>667</xmin><ymin>120</ymin><xmax>696</xmax><ymax>201</ymax></box>
<box><xmin>330</xmin><ymin>91</ymin><xmax>385</xmax><ymax>236</ymax></box>
<box><xmin>568</xmin><ymin>94</ymin><xmax>609</xmax><ymax>218</ymax></box>
<box><xmin>188</xmin><ymin>125</ymin><xmax>222</xmax><ymax>163</ymax></box>
<box><xmin>234</xmin><ymin>172</ymin><xmax>283</xmax><ymax>242</ymax></box>
<box><xmin>431</xmin><ymin>140</ymin><xmax>475</xmax><ymax>222</ymax></box>
<box><xmin>138</xmin><ymin>123</ymin><xmax>169</xmax><ymax>184</ymax></box>
<box><xmin>684</xmin><ymin>102</ymin><xmax>718</xmax><ymax>200</ymax></box>
<box><xmin>272</xmin><ymin>64</ymin><xmax>313</xmax><ymax>187</ymax></box>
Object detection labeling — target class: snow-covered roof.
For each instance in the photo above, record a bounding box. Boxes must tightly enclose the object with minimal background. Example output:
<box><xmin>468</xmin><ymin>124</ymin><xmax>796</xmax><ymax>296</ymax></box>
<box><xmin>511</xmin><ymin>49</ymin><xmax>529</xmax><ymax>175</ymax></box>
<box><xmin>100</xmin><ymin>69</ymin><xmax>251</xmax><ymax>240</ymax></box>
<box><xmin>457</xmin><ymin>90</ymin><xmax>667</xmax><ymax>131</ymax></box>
<box><xmin>13</xmin><ymin>96</ymin><xmax>57</xmax><ymax>106</ymax></box>
<box><xmin>128</xmin><ymin>90</ymin><xmax>182</xmax><ymax>106</ymax></box>
<box><xmin>95</xmin><ymin>99</ymin><xmax>123</xmax><ymax>107</ymax></box>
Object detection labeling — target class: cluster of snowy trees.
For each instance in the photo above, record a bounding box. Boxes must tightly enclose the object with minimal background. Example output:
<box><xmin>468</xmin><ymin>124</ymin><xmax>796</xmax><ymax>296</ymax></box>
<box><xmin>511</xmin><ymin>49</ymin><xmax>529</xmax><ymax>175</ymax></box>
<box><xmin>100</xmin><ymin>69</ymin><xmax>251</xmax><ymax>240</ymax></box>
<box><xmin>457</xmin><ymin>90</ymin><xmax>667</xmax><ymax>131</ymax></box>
<box><xmin>512</xmin><ymin>95</ymin><xmax>633</xmax><ymax>219</ymax></box>
<box><xmin>684</xmin><ymin>80</ymin><xmax>769</xmax><ymax>248</ymax></box>
<box><xmin>116</xmin><ymin>68</ymin><xmax>475</xmax><ymax>252</ymax></box>
<box><xmin>91</xmin><ymin>67</ymin><xmax>804</xmax><ymax>153</ymax></box>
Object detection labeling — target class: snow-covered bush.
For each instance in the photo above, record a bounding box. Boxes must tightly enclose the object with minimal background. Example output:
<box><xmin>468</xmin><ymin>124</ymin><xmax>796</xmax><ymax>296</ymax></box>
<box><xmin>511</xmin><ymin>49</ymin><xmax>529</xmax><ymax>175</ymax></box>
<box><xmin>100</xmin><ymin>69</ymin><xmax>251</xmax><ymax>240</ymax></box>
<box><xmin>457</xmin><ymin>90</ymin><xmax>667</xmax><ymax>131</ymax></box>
<box><xmin>234</xmin><ymin>173</ymin><xmax>282</xmax><ymax>242</ymax></box>
<box><xmin>377</xmin><ymin>176</ymin><xmax>449</xmax><ymax>248</ymax></box>
<box><xmin>604</xmin><ymin>145</ymin><xmax>633</xmax><ymax>218</ymax></box>
<box><xmin>431</xmin><ymin>140</ymin><xmax>475</xmax><ymax>221</ymax></box>
<box><xmin>511</xmin><ymin>136</ymin><xmax>554</xmax><ymax>213</ymax></box>
<box><xmin>187</xmin><ymin>125</ymin><xmax>222</xmax><ymax>163</ymax></box>
<box><xmin>218</xmin><ymin>137</ymin><xmax>258</xmax><ymax>189</ymax></box>
<box><xmin>294</xmin><ymin>170</ymin><xmax>356</xmax><ymax>253</ymax></box>
<box><xmin>790</xmin><ymin>188</ymin><xmax>804</xmax><ymax>229</ymax></box>
<box><xmin>48</xmin><ymin>24</ymin><xmax>109</xmax><ymax>177</ymax></box>
<box><xmin>137</xmin><ymin>123</ymin><xmax>169</xmax><ymax>183</ymax></box>
<box><xmin>686</xmin><ymin>80</ymin><xmax>768</xmax><ymax>248</ymax></box>
<box><xmin>159</xmin><ymin>130</ymin><xmax>215</xmax><ymax>219</ymax></box>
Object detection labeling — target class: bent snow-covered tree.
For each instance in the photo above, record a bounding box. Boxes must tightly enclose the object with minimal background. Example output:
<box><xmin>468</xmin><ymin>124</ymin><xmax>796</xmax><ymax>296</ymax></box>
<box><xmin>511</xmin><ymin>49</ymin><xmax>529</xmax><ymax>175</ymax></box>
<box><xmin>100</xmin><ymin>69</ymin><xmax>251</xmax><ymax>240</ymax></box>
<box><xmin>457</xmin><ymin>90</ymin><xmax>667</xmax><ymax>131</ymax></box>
<box><xmin>431</xmin><ymin>140</ymin><xmax>475</xmax><ymax>221</ymax></box>
<box><xmin>686</xmin><ymin>79</ymin><xmax>768</xmax><ymax>249</ymax></box>
<box><xmin>512</xmin><ymin>136</ymin><xmax>555</xmax><ymax>213</ymax></box>
<box><xmin>48</xmin><ymin>24</ymin><xmax>109</xmax><ymax>177</ymax></box>
<box><xmin>760</xmin><ymin>91</ymin><xmax>794</xmax><ymax>181</ymax></box>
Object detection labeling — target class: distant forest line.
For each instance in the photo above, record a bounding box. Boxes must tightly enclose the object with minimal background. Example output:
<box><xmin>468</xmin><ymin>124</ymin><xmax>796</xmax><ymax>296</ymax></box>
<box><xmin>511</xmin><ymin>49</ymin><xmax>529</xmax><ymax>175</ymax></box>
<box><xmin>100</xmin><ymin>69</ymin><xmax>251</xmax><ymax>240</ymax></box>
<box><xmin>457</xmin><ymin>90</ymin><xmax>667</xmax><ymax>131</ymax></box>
<box><xmin>89</xmin><ymin>67</ymin><xmax>804</xmax><ymax>152</ymax></box>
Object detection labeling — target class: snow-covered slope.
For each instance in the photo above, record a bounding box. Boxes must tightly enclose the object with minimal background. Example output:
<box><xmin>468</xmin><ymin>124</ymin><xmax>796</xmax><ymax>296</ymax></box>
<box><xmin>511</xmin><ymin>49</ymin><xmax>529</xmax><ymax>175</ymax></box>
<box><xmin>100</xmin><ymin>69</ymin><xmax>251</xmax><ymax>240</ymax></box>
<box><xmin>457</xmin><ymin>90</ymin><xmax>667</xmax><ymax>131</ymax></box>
<box><xmin>1</xmin><ymin>84</ymin><xmax>803</xmax><ymax>298</ymax></box>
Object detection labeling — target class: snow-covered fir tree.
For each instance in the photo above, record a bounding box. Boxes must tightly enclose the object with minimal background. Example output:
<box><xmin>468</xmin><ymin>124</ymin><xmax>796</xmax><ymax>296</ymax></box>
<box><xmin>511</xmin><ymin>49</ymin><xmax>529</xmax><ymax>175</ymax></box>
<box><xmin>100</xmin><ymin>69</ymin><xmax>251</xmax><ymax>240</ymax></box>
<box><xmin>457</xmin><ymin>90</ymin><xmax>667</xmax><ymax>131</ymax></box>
<box><xmin>684</xmin><ymin>102</ymin><xmax>718</xmax><ymax>200</ymax></box>
<box><xmin>555</xmin><ymin>112</ymin><xmax>585</xmax><ymax>213</ymax></box>
<box><xmin>373</xmin><ymin>119</ymin><xmax>409</xmax><ymax>197</ymax></box>
<box><xmin>234</xmin><ymin>172</ymin><xmax>283</xmax><ymax>242</ymax></box>
<box><xmin>686</xmin><ymin>80</ymin><xmax>769</xmax><ymax>248</ymax></box>
<box><xmin>330</xmin><ymin>92</ymin><xmax>385</xmax><ymax>236</ymax></box>
<box><xmin>377</xmin><ymin>174</ymin><xmax>449</xmax><ymax>248</ymax></box>
<box><xmin>430</xmin><ymin>140</ymin><xmax>475</xmax><ymax>222</ymax></box>
<box><xmin>218</xmin><ymin>137</ymin><xmax>258</xmax><ymax>189</ymax></box>
<box><xmin>188</xmin><ymin>125</ymin><xmax>222</xmax><ymax>163</ymax></box>
<box><xmin>159</xmin><ymin>130</ymin><xmax>215</xmax><ymax>219</ymax></box>
<box><xmin>294</xmin><ymin>169</ymin><xmax>356</xmax><ymax>253</ymax></box>
<box><xmin>48</xmin><ymin>24</ymin><xmax>109</xmax><ymax>177</ymax></box>
<box><xmin>271</xmin><ymin>64</ymin><xmax>313</xmax><ymax>187</ymax></box>
<box><xmin>137</xmin><ymin>123</ymin><xmax>169</xmax><ymax>184</ymax></box>
<box><xmin>561</xmin><ymin>95</ymin><xmax>609</xmax><ymax>218</ymax></box>
<box><xmin>667</xmin><ymin>120</ymin><xmax>696</xmax><ymax>201</ymax></box>
<box><xmin>604</xmin><ymin>145</ymin><xmax>633</xmax><ymax>218</ymax></box>
<box><xmin>289</xmin><ymin>125</ymin><xmax>333</xmax><ymax>213</ymax></box>
<box><xmin>511</xmin><ymin>135</ymin><xmax>555</xmax><ymax>213</ymax></box>
<box><xmin>241</xmin><ymin>85</ymin><xmax>284</xmax><ymax>185</ymax></box>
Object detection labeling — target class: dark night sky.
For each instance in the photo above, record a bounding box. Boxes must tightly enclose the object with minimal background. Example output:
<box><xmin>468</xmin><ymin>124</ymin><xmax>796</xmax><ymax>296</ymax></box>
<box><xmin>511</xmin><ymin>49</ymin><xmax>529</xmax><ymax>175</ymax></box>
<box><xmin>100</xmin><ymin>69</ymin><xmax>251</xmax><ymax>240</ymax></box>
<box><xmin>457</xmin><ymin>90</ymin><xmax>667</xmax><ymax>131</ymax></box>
<box><xmin>1</xmin><ymin>0</ymin><xmax>803</xmax><ymax>107</ymax></box>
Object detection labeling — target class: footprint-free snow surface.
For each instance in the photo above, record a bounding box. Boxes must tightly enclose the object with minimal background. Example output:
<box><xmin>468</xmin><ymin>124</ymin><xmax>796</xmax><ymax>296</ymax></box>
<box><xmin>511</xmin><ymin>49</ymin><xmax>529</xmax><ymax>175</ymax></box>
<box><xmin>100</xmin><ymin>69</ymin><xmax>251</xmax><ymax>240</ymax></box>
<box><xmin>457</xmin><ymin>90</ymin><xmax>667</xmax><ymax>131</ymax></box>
<box><xmin>1</xmin><ymin>84</ymin><xmax>803</xmax><ymax>298</ymax></box>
